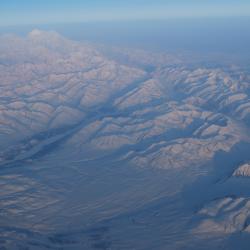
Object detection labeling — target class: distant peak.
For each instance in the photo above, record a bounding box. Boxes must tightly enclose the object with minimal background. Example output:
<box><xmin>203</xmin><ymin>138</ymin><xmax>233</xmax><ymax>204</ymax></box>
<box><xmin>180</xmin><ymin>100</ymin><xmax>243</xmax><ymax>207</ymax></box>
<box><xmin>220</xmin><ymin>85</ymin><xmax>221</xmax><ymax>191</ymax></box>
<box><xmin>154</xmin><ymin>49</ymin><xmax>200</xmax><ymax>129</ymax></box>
<box><xmin>28</xmin><ymin>29</ymin><xmax>43</xmax><ymax>37</ymax></box>
<box><xmin>28</xmin><ymin>29</ymin><xmax>62</xmax><ymax>39</ymax></box>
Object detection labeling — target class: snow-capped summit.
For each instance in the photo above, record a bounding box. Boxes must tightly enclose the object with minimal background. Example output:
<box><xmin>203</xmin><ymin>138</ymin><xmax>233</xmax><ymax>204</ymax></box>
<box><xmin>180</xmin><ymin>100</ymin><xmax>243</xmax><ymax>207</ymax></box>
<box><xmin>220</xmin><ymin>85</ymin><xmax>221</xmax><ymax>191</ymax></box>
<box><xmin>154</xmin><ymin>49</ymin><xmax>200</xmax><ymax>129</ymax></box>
<box><xmin>28</xmin><ymin>29</ymin><xmax>43</xmax><ymax>37</ymax></box>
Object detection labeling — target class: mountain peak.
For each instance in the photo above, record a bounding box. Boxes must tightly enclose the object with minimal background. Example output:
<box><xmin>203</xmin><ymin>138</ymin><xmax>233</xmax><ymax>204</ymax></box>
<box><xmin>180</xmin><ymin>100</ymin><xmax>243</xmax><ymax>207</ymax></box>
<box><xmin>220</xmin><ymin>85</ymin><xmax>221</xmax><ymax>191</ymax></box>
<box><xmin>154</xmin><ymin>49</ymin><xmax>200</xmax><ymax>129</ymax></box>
<box><xmin>28</xmin><ymin>29</ymin><xmax>43</xmax><ymax>37</ymax></box>
<box><xmin>27</xmin><ymin>29</ymin><xmax>63</xmax><ymax>41</ymax></box>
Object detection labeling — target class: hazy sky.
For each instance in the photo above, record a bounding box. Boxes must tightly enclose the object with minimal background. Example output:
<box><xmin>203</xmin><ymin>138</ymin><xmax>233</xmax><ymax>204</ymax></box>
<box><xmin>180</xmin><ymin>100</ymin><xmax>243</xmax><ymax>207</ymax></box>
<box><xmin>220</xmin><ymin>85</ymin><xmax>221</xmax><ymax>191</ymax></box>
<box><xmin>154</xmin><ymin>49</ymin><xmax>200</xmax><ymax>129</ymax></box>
<box><xmin>1</xmin><ymin>0</ymin><xmax>250</xmax><ymax>26</ymax></box>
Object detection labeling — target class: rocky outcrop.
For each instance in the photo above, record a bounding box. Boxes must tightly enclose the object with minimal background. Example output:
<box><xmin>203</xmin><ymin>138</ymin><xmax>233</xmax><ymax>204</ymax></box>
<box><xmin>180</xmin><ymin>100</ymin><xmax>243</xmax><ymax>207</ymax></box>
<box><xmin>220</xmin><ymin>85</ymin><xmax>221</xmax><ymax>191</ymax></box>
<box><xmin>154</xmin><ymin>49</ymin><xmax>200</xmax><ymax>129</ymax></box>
<box><xmin>196</xmin><ymin>197</ymin><xmax>250</xmax><ymax>234</ymax></box>
<box><xmin>233</xmin><ymin>163</ymin><xmax>250</xmax><ymax>177</ymax></box>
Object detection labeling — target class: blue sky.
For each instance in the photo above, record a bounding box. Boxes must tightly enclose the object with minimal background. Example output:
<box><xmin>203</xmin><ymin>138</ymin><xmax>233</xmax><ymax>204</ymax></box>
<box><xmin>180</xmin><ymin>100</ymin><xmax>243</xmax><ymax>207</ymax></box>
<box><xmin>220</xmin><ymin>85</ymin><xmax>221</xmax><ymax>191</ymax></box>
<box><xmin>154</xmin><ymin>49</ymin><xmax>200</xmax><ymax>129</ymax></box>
<box><xmin>1</xmin><ymin>0</ymin><xmax>250</xmax><ymax>26</ymax></box>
